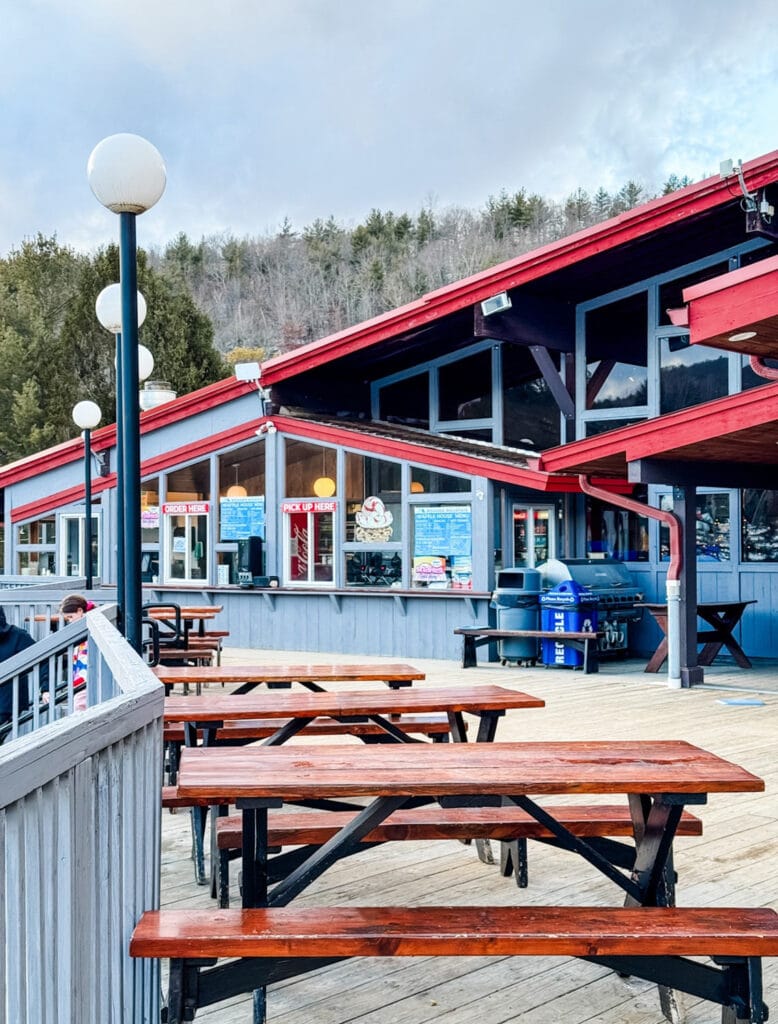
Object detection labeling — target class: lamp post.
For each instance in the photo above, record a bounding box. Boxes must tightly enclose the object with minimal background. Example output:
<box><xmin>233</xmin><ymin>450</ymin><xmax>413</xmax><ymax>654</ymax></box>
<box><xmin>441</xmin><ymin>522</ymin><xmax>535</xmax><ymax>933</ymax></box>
<box><xmin>88</xmin><ymin>134</ymin><xmax>166</xmax><ymax>652</ymax></box>
<box><xmin>95</xmin><ymin>284</ymin><xmax>150</xmax><ymax>629</ymax></box>
<box><xmin>72</xmin><ymin>400</ymin><xmax>102</xmax><ymax>590</ymax></box>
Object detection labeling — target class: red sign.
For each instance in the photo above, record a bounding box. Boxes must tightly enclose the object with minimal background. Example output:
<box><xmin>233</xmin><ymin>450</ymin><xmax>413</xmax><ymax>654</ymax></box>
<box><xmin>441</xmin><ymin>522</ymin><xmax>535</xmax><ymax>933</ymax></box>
<box><xmin>162</xmin><ymin>502</ymin><xmax>210</xmax><ymax>515</ymax></box>
<box><xmin>281</xmin><ymin>501</ymin><xmax>336</xmax><ymax>514</ymax></box>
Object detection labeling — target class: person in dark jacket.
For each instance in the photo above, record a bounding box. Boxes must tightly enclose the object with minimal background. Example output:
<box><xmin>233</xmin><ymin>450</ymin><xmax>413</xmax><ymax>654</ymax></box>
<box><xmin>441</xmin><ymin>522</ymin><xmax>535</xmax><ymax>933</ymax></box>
<box><xmin>0</xmin><ymin>607</ymin><xmax>38</xmax><ymax>724</ymax></box>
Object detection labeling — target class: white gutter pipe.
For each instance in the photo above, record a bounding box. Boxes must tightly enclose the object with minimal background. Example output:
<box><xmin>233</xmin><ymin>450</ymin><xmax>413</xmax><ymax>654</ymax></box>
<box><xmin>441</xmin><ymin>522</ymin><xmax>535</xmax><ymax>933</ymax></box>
<box><xmin>578</xmin><ymin>476</ymin><xmax>684</xmax><ymax>688</ymax></box>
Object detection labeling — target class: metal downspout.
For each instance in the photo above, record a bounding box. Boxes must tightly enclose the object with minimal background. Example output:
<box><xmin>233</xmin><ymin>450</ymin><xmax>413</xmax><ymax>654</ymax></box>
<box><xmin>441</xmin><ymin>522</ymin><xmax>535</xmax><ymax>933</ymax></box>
<box><xmin>578</xmin><ymin>475</ymin><xmax>684</xmax><ymax>688</ymax></box>
<box><xmin>749</xmin><ymin>355</ymin><xmax>778</xmax><ymax>380</ymax></box>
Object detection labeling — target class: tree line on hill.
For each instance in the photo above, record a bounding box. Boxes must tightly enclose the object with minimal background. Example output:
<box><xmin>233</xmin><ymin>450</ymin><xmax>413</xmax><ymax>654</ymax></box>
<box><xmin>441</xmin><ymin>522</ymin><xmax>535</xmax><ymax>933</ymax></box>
<box><xmin>0</xmin><ymin>173</ymin><xmax>691</xmax><ymax>462</ymax></box>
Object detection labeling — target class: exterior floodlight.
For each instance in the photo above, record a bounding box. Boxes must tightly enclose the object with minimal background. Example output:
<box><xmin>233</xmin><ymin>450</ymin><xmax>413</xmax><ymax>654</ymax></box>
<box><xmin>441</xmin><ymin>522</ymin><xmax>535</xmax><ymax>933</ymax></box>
<box><xmin>87</xmin><ymin>134</ymin><xmax>167</xmax><ymax>214</ymax></box>
<box><xmin>138</xmin><ymin>344</ymin><xmax>155</xmax><ymax>383</ymax></box>
<box><xmin>480</xmin><ymin>292</ymin><xmax>512</xmax><ymax>317</ymax></box>
<box><xmin>234</xmin><ymin>361</ymin><xmax>261</xmax><ymax>382</ymax></box>
<box><xmin>96</xmin><ymin>284</ymin><xmax>147</xmax><ymax>333</ymax></box>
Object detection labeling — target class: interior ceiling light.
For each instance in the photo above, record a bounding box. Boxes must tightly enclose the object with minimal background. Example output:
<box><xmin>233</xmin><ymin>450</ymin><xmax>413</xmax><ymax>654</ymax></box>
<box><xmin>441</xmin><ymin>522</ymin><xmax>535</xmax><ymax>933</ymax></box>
<box><xmin>226</xmin><ymin>463</ymin><xmax>247</xmax><ymax>498</ymax></box>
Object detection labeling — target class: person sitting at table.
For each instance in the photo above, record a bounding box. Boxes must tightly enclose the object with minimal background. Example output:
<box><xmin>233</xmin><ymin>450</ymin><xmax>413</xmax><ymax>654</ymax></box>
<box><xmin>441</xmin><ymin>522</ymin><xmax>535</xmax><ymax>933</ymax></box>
<box><xmin>59</xmin><ymin>594</ymin><xmax>96</xmax><ymax>711</ymax></box>
<box><xmin>0</xmin><ymin>607</ymin><xmax>41</xmax><ymax>726</ymax></box>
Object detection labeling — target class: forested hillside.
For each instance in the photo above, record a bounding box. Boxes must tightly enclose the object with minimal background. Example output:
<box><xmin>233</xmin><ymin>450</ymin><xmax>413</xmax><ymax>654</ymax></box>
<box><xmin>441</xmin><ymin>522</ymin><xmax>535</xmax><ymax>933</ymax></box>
<box><xmin>0</xmin><ymin>174</ymin><xmax>690</xmax><ymax>461</ymax></box>
<box><xmin>148</xmin><ymin>175</ymin><xmax>691</xmax><ymax>357</ymax></box>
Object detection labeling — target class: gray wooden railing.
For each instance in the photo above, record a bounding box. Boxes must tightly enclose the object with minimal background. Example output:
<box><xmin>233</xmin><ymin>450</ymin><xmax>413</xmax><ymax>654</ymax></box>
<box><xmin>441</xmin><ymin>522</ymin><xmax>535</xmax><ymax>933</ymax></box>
<box><xmin>0</xmin><ymin>606</ymin><xmax>163</xmax><ymax>1023</ymax></box>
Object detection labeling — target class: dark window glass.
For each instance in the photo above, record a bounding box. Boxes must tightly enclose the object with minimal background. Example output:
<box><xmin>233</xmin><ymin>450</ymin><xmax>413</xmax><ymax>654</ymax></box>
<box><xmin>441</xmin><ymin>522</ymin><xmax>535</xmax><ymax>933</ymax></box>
<box><xmin>585</xmin><ymin>496</ymin><xmax>648</xmax><ymax>562</ymax></box>
<box><xmin>379</xmin><ymin>373</ymin><xmax>429</xmax><ymax>427</ymax></box>
<box><xmin>742</xmin><ymin>489</ymin><xmax>778</xmax><ymax>562</ymax></box>
<box><xmin>438</xmin><ymin>350</ymin><xmax>492</xmax><ymax>420</ymax></box>
<box><xmin>585</xmin><ymin>417</ymin><xmax>644</xmax><ymax>437</ymax></box>
<box><xmin>657</xmin><ymin>262</ymin><xmax>729</xmax><ymax>326</ymax></box>
<box><xmin>585</xmin><ymin>293</ymin><xmax>648</xmax><ymax>410</ymax></box>
<box><xmin>410</xmin><ymin>466</ymin><xmax>470</xmax><ymax>494</ymax></box>
<box><xmin>502</xmin><ymin>344</ymin><xmax>561</xmax><ymax>450</ymax></box>
<box><xmin>659</xmin><ymin>336</ymin><xmax>729</xmax><ymax>414</ymax></box>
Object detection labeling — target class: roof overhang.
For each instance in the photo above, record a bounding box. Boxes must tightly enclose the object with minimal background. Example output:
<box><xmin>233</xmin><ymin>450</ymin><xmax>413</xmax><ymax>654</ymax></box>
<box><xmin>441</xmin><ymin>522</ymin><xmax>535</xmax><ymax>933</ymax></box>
<box><xmin>673</xmin><ymin>253</ymin><xmax>778</xmax><ymax>358</ymax></box>
<box><xmin>537</xmin><ymin>382</ymin><xmax>778</xmax><ymax>488</ymax></box>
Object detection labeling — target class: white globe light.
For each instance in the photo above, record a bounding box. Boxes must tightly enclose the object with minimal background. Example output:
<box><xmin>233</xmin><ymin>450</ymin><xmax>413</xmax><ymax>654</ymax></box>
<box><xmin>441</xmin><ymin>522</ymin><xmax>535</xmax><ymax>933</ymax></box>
<box><xmin>87</xmin><ymin>133</ymin><xmax>166</xmax><ymax>214</ymax></box>
<box><xmin>72</xmin><ymin>400</ymin><xmax>102</xmax><ymax>431</ymax></box>
<box><xmin>96</xmin><ymin>284</ymin><xmax>147</xmax><ymax>333</ymax></box>
<box><xmin>138</xmin><ymin>344</ymin><xmax>155</xmax><ymax>383</ymax></box>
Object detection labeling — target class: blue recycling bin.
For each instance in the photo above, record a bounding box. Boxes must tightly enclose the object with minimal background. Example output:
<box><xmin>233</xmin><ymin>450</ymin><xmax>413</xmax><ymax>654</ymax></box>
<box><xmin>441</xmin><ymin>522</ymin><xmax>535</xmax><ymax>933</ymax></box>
<box><xmin>539</xmin><ymin>580</ymin><xmax>598</xmax><ymax>667</ymax></box>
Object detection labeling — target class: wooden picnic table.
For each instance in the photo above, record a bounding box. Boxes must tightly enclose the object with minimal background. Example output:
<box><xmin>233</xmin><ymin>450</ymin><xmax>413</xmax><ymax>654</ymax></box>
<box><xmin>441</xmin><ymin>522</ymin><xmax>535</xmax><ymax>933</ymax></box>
<box><xmin>639</xmin><ymin>600</ymin><xmax>756</xmax><ymax>672</ymax></box>
<box><xmin>176</xmin><ymin>738</ymin><xmax>763</xmax><ymax>911</ymax></box>
<box><xmin>154</xmin><ymin>661</ymin><xmax>426</xmax><ymax>693</ymax></box>
<box><xmin>146</xmin><ymin>604</ymin><xmax>224</xmax><ymax>641</ymax></box>
<box><xmin>165</xmin><ymin>683</ymin><xmax>544</xmax><ymax>746</ymax></box>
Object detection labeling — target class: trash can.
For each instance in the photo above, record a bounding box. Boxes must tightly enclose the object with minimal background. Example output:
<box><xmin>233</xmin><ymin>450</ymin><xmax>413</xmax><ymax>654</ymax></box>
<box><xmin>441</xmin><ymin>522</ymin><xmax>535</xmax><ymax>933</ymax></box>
<box><xmin>490</xmin><ymin>568</ymin><xmax>541</xmax><ymax>664</ymax></box>
<box><xmin>539</xmin><ymin>580</ymin><xmax>598</xmax><ymax>668</ymax></box>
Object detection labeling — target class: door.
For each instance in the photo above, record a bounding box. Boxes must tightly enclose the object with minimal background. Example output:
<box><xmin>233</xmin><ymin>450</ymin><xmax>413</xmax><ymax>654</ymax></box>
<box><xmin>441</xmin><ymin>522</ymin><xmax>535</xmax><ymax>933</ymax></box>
<box><xmin>512</xmin><ymin>504</ymin><xmax>556</xmax><ymax>567</ymax></box>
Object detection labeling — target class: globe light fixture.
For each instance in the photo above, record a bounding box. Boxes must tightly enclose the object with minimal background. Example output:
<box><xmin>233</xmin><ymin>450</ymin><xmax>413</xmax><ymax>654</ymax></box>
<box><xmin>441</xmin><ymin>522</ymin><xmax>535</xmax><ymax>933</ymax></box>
<box><xmin>88</xmin><ymin>134</ymin><xmax>166</xmax><ymax>651</ymax></box>
<box><xmin>226</xmin><ymin>464</ymin><xmax>248</xmax><ymax>499</ymax></box>
<box><xmin>72</xmin><ymin>400</ymin><xmax>102</xmax><ymax>590</ymax></box>
<box><xmin>313</xmin><ymin>477</ymin><xmax>336</xmax><ymax>498</ymax></box>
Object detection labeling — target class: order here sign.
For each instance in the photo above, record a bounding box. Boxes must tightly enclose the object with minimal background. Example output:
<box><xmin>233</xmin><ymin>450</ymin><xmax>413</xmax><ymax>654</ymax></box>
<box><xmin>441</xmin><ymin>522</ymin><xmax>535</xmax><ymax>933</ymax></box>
<box><xmin>162</xmin><ymin>502</ymin><xmax>210</xmax><ymax>515</ymax></box>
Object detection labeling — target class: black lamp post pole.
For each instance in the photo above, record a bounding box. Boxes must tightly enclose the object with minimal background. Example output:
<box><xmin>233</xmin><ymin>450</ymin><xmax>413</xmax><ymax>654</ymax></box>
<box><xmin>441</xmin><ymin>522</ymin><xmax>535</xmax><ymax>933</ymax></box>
<box><xmin>83</xmin><ymin>428</ymin><xmax>93</xmax><ymax>590</ymax></box>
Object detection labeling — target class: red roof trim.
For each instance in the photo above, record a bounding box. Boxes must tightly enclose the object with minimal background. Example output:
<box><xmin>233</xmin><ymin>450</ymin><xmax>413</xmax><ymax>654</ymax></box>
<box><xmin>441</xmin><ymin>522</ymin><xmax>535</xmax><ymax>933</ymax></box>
<box><xmin>261</xmin><ymin>151</ymin><xmax>778</xmax><ymax>384</ymax></box>
<box><xmin>538</xmin><ymin>383</ymin><xmax>778</xmax><ymax>473</ymax></box>
<box><xmin>12</xmin><ymin>474</ymin><xmax>117</xmax><ymax>524</ymax></box>
<box><xmin>683</xmin><ymin>253</ymin><xmax>778</xmax><ymax>301</ymax></box>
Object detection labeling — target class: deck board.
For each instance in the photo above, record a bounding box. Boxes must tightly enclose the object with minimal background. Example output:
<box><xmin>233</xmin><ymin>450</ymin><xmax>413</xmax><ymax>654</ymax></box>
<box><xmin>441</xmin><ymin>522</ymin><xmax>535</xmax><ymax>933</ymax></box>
<box><xmin>159</xmin><ymin>649</ymin><xmax>778</xmax><ymax>1023</ymax></box>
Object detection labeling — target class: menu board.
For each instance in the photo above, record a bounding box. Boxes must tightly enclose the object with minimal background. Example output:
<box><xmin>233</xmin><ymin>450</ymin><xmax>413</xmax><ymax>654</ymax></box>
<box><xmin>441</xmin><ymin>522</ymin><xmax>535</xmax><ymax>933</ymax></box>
<box><xmin>219</xmin><ymin>497</ymin><xmax>266</xmax><ymax>541</ymax></box>
<box><xmin>413</xmin><ymin>505</ymin><xmax>472</xmax><ymax>557</ymax></box>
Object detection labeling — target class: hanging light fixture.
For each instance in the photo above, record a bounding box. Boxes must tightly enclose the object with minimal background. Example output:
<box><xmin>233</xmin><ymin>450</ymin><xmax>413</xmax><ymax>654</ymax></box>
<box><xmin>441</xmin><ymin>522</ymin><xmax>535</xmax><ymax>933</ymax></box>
<box><xmin>312</xmin><ymin>448</ymin><xmax>336</xmax><ymax>497</ymax></box>
<box><xmin>410</xmin><ymin>480</ymin><xmax>425</xmax><ymax>493</ymax></box>
<box><xmin>227</xmin><ymin>463</ymin><xmax>248</xmax><ymax>498</ymax></box>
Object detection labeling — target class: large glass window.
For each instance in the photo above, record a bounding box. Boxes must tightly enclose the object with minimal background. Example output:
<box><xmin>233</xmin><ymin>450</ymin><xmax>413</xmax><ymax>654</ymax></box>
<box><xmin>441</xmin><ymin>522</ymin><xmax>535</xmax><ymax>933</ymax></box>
<box><xmin>742</xmin><ymin>354</ymin><xmax>778</xmax><ymax>391</ymax></box>
<box><xmin>282</xmin><ymin>501</ymin><xmax>334</xmax><ymax>585</ymax></box>
<box><xmin>411</xmin><ymin>503</ymin><xmax>472</xmax><ymax>589</ymax></box>
<box><xmin>378</xmin><ymin>373</ymin><xmax>429</xmax><ymax>427</ymax></box>
<box><xmin>502</xmin><ymin>344</ymin><xmax>561</xmax><ymax>450</ymax></box>
<box><xmin>585</xmin><ymin>497</ymin><xmax>648</xmax><ymax>562</ymax></box>
<box><xmin>585</xmin><ymin>293</ymin><xmax>648</xmax><ymax>411</ymax></box>
<box><xmin>285</xmin><ymin>440</ymin><xmax>337</xmax><ymax>498</ymax></box>
<box><xmin>409</xmin><ymin>466</ymin><xmax>471</xmax><ymax>494</ymax></box>
<box><xmin>657</xmin><ymin>262</ymin><xmax>729</xmax><ymax>327</ymax></box>
<box><xmin>141</xmin><ymin>480</ymin><xmax>160</xmax><ymax>544</ymax></box>
<box><xmin>59</xmin><ymin>513</ymin><xmax>100</xmax><ymax>579</ymax></box>
<box><xmin>658</xmin><ymin>335</ymin><xmax>729</xmax><ymax>414</ymax></box>
<box><xmin>438</xmin><ymin>350</ymin><xmax>492</xmax><ymax>421</ymax></box>
<box><xmin>742</xmin><ymin>489</ymin><xmax>778</xmax><ymax>562</ymax></box>
<box><xmin>163</xmin><ymin>459</ymin><xmax>211</xmax><ymax>584</ymax></box>
<box><xmin>659</xmin><ymin>492</ymin><xmax>731</xmax><ymax>562</ymax></box>
<box><xmin>16</xmin><ymin>516</ymin><xmax>56</xmax><ymax>575</ymax></box>
<box><xmin>345</xmin><ymin>454</ymin><xmax>401</xmax><ymax>543</ymax></box>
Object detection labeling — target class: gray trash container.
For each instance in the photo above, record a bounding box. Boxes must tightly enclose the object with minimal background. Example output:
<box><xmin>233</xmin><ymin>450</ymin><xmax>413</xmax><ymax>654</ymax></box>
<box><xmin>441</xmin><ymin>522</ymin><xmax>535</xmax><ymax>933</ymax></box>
<box><xmin>490</xmin><ymin>568</ymin><xmax>541</xmax><ymax>664</ymax></box>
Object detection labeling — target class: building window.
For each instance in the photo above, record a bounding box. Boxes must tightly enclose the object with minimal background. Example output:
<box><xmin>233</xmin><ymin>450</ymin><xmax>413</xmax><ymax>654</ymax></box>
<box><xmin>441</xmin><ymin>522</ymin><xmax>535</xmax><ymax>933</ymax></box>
<box><xmin>585</xmin><ymin>293</ymin><xmax>648</xmax><ymax>411</ymax></box>
<box><xmin>585</xmin><ymin>497</ymin><xmax>648</xmax><ymax>562</ymax></box>
<box><xmin>658</xmin><ymin>335</ymin><xmax>729</xmax><ymax>414</ymax></box>
<box><xmin>502</xmin><ymin>344</ymin><xmax>561</xmax><ymax>450</ymax></box>
<box><xmin>282</xmin><ymin>501</ymin><xmax>334</xmax><ymax>585</ymax></box>
<box><xmin>438</xmin><ymin>350</ymin><xmax>492</xmax><ymax>421</ymax></box>
<box><xmin>59</xmin><ymin>513</ymin><xmax>100</xmax><ymax>579</ymax></box>
<box><xmin>742</xmin><ymin>489</ymin><xmax>778</xmax><ymax>562</ymax></box>
<box><xmin>742</xmin><ymin>354</ymin><xmax>778</xmax><ymax>391</ymax></box>
<box><xmin>285</xmin><ymin>440</ymin><xmax>337</xmax><ymax>498</ymax></box>
<box><xmin>16</xmin><ymin>516</ymin><xmax>56</xmax><ymax>575</ymax></box>
<box><xmin>657</xmin><ymin>262</ymin><xmax>729</xmax><ymax>327</ymax></box>
<box><xmin>378</xmin><ymin>372</ymin><xmax>429</xmax><ymax>427</ymax></box>
<box><xmin>163</xmin><ymin>460</ymin><xmax>211</xmax><ymax>584</ymax></box>
<box><xmin>659</xmin><ymin>492</ymin><xmax>731</xmax><ymax>562</ymax></box>
<box><xmin>409</xmin><ymin>466</ymin><xmax>471</xmax><ymax>494</ymax></box>
<box><xmin>411</xmin><ymin>503</ymin><xmax>472</xmax><ymax>589</ymax></box>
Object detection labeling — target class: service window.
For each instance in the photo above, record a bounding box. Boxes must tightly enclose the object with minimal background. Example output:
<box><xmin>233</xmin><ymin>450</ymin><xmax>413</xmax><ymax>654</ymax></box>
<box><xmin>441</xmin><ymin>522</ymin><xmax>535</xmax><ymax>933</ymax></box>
<box><xmin>411</xmin><ymin>503</ymin><xmax>473</xmax><ymax>589</ymax></box>
<box><xmin>162</xmin><ymin>501</ymin><xmax>210</xmax><ymax>583</ymax></box>
<box><xmin>282</xmin><ymin>500</ymin><xmax>335</xmax><ymax>586</ymax></box>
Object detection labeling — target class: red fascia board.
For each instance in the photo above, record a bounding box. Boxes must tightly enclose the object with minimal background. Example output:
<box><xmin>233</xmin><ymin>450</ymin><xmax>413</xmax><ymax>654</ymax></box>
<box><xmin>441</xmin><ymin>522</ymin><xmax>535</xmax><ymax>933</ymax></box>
<box><xmin>685</xmin><ymin>264</ymin><xmax>778</xmax><ymax>345</ymax></box>
<box><xmin>261</xmin><ymin>152</ymin><xmax>778</xmax><ymax>384</ymax></box>
<box><xmin>683</xmin><ymin>253</ymin><xmax>778</xmax><ymax>301</ymax></box>
<box><xmin>10</xmin><ymin>420</ymin><xmax>261</xmax><ymax>524</ymax></box>
<box><xmin>272</xmin><ymin>415</ymin><xmax>587</xmax><ymax>493</ymax></box>
<box><xmin>539</xmin><ymin>383</ymin><xmax>778</xmax><ymax>473</ymax></box>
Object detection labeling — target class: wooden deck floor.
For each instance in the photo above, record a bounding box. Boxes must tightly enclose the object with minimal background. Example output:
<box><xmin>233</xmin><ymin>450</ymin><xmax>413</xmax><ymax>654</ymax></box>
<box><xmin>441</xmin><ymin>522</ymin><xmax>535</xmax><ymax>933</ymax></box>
<box><xmin>160</xmin><ymin>650</ymin><xmax>778</xmax><ymax>1023</ymax></box>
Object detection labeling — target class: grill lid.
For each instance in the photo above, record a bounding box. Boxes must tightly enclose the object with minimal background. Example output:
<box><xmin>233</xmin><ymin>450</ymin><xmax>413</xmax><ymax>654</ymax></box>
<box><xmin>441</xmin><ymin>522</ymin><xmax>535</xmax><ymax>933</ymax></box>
<box><xmin>537</xmin><ymin>558</ymin><xmax>639</xmax><ymax>593</ymax></box>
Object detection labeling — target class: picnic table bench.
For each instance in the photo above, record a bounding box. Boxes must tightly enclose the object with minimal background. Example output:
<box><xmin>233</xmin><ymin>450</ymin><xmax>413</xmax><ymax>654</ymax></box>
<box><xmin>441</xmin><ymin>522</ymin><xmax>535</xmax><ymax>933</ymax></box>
<box><xmin>212</xmin><ymin>802</ymin><xmax>703</xmax><ymax>908</ymax></box>
<box><xmin>454</xmin><ymin>626</ymin><xmax>601</xmax><ymax>671</ymax></box>
<box><xmin>153</xmin><ymin>661</ymin><xmax>426</xmax><ymax>695</ymax></box>
<box><xmin>132</xmin><ymin>904</ymin><xmax>778</xmax><ymax>1024</ymax></box>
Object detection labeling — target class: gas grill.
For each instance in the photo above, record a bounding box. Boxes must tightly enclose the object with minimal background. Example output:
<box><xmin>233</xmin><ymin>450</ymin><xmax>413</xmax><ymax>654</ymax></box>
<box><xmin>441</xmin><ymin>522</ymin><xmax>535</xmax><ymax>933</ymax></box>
<box><xmin>537</xmin><ymin>558</ymin><xmax>644</xmax><ymax>656</ymax></box>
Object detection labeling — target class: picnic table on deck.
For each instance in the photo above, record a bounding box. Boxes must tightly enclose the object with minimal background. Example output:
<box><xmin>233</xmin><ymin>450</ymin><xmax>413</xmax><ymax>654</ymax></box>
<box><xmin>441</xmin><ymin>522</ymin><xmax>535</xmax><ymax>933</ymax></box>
<box><xmin>639</xmin><ymin>600</ymin><xmax>756</xmax><ymax>672</ymax></box>
<box><xmin>176</xmin><ymin>738</ymin><xmax>763</xmax><ymax>911</ymax></box>
<box><xmin>154</xmin><ymin>661</ymin><xmax>426</xmax><ymax>693</ymax></box>
<box><xmin>146</xmin><ymin>604</ymin><xmax>224</xmax><ymax>642</ymax></box>
<box><xmin>165</xmin><ymin>684</ymin><xmax>543</xmax><ymax>746</ymax></box>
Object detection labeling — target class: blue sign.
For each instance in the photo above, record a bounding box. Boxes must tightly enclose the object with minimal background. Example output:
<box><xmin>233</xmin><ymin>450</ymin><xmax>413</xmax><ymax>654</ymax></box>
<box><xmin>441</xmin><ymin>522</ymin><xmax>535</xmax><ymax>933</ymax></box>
<box><xmin>220</xmin><ymin>497</ymin><xmax>266</xmax><ymax>541</ymax></box>
<box><xmin>413</xmin><ymin>505</ymin><xmax>472</xmax><ymax>558</ymax></box>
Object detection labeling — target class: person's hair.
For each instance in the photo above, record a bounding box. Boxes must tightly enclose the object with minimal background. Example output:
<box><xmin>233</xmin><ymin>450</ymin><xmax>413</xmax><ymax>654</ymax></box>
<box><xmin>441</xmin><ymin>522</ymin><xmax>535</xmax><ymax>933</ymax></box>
<box><xmin>60</xmin><ymin>594</ymin><xmax>88</xmax><ymax>616</ymax></box>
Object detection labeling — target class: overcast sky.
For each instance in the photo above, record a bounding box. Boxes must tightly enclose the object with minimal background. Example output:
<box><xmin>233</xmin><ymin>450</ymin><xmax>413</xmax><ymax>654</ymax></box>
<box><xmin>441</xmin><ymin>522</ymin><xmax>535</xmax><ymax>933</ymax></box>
<box><xmin>3</xmin><ymin>0</ymin><xmax>778</xmax><ymax>257</ymax></box>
